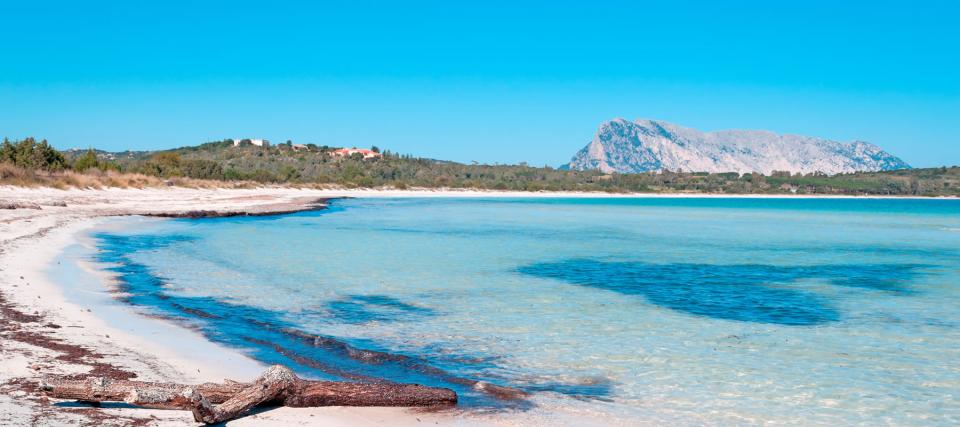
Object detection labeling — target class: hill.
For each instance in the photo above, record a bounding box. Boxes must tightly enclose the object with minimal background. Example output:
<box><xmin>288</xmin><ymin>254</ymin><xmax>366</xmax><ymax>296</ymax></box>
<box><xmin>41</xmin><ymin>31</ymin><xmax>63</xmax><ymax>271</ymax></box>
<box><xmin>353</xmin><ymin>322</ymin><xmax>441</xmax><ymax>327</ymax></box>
<box><xmin>564</xmin><ymin>119</ymin><xmax>910</xmax><ymax>175</ymax></box>
<box><xmin>2</xmin><ymin>137</ymin><xmax>957</xmax><ymax>196</ymax></box>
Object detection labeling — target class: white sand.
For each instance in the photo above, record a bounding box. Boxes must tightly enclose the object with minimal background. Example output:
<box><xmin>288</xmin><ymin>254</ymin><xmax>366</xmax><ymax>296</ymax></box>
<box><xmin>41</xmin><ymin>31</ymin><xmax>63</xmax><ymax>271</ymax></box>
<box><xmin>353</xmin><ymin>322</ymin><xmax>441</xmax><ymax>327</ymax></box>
<box><xmin>0</xmin><ymin>186</ymin><xmax>525</xmax><ymax>426</ymax></box>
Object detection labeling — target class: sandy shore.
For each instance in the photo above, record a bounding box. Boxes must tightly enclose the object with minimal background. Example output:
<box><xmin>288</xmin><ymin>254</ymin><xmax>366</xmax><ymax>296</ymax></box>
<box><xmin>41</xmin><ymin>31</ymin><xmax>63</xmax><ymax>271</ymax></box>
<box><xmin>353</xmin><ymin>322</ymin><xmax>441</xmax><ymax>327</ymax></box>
<box><xmin>0</xmin><ymin>186</ymin><xmax>529</xmax><ymax>426</ymax></box>
<box><xmin>2</xmin><ymin>185</ymin><xmax>948</xmax><ymax>426</ymax></box>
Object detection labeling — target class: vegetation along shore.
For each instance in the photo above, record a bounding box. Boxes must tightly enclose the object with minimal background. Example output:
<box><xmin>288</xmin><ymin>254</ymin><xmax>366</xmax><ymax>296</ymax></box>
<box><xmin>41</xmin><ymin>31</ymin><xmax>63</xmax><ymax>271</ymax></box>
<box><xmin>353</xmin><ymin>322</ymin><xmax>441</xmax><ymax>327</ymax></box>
<box><xmin>2</xmin><ymin>137</ymin><xmax>958</xmax><ymax>196</ymax></box>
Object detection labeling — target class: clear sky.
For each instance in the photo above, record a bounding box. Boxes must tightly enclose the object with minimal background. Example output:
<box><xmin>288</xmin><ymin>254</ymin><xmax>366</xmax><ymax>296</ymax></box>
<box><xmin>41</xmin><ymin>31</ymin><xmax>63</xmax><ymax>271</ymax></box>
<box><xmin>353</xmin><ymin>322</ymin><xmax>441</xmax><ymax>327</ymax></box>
<box><xmin>2</xmin><ymin>1</ymin><xmax>958</xmax><ymax>167</ymax></box>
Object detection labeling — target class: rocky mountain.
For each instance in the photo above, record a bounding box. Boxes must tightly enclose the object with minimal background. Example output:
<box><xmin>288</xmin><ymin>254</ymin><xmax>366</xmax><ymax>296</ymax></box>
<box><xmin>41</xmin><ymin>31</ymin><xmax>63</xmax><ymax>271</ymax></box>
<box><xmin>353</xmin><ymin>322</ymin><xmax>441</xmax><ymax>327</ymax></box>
<box><xmin>564</xmin><ymin>119</ymin><xmax>910</xmax><ymax>175</ymax></box>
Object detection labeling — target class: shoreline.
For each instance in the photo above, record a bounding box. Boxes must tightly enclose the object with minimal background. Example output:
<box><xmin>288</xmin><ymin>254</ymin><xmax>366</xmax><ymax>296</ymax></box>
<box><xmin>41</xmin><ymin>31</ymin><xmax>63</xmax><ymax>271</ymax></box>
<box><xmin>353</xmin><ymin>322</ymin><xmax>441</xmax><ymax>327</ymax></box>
<box><xmin>2</xmin><ymin>185</ymin><xmax>957</xmax><ymax>425</ymax></box>
<box><xmin>4</xmin><ymin>184</ymin><xmax>959</xmax><ymax>201</ymax></box>
<box><xmin>62</xmin><ymin>217</ymin><xmax>269</xmax><ymax>382</ymax></box>
<box><xmin>0</xmin><ymin>187</ymin><xmax>508</xmax><ymax>426</ymax></box>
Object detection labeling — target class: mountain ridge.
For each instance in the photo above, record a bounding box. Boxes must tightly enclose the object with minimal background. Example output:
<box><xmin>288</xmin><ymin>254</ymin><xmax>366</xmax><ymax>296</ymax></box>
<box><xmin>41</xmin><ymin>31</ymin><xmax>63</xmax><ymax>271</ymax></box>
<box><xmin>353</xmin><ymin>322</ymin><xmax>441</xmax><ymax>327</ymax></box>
<box><xmin>564</xmin><ymin>118</ymin><xmax>910</xmax><ymax>175</ymax></box>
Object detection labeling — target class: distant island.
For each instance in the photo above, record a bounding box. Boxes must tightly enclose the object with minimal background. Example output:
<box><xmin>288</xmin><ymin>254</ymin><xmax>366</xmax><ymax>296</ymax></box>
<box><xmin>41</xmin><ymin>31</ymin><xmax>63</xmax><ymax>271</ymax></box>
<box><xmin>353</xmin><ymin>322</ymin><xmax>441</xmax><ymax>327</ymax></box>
<box><xmin>1</xmin><ymin>134</ymin><xmax>957</xmax><ymax>197</ymax></box>
<box><xmin>564</xmin><ymin>118</ymin><xmax>910</xmax><ymax>175</ymax></box>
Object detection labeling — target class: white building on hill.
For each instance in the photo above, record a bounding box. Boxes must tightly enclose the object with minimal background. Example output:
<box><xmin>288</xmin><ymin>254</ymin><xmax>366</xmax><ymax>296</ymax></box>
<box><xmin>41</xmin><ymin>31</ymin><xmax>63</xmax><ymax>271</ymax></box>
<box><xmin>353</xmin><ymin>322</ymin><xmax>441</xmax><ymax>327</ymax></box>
<box><xmin>232</xmin><ymin>139</ymin><xmax>270</xmax><ymax>147</ymax></box>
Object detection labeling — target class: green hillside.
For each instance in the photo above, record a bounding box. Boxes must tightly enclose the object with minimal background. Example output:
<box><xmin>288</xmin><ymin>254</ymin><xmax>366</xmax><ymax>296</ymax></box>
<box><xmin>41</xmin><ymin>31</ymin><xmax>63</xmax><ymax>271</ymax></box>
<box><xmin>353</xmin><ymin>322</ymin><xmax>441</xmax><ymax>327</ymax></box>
<box><xmin>5</xmin><ymin>137</ymin><xmax>959</xmax><ymax>196</ymax></box>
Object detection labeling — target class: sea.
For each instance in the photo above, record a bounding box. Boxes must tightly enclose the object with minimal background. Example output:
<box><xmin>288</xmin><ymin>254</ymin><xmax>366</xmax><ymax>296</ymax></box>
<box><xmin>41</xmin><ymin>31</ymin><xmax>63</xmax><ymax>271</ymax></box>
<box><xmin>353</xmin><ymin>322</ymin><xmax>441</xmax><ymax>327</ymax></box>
<box><xmin>86</xmin><ymin>197</ymin><xmax>960</xmax><ymax>425</ymax></box>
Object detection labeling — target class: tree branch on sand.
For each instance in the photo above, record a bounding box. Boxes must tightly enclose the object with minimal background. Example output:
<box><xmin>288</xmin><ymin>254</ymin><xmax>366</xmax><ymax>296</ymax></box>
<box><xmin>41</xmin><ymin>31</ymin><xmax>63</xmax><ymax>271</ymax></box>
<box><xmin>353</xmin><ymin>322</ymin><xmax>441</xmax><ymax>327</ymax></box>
<box><xmin>40</xmin><ymin>365</ymin><xmax>457</xmax><ymax>424</ymax></box>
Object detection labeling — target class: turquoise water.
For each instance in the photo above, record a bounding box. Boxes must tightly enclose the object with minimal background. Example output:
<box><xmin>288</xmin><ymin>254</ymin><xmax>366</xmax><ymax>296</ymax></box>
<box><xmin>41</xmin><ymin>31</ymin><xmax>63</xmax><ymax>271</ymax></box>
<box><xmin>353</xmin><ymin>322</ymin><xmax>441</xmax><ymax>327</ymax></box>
<box><xmin>92</xmin><ymin>198</ymin><xmax>960</xmax><ymax>425</ymax></box>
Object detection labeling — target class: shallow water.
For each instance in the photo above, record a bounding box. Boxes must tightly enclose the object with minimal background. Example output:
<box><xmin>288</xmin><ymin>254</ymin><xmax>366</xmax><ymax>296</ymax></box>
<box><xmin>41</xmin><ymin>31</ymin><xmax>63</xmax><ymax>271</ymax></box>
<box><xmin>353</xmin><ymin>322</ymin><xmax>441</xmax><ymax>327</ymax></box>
<box><xmin>91</xmin><ymin>198</ymin><xmax>960</xmax><ymax>425</ymax></box>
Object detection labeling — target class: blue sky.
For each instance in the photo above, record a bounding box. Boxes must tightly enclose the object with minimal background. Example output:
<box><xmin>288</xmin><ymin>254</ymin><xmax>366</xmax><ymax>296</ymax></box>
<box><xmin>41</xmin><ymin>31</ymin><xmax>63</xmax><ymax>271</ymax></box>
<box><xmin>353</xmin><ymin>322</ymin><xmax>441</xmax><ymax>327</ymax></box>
<box><xmin>2</xmin><ymin>1</ymin><xmax>958</xmax><ymax>167</ymax></box>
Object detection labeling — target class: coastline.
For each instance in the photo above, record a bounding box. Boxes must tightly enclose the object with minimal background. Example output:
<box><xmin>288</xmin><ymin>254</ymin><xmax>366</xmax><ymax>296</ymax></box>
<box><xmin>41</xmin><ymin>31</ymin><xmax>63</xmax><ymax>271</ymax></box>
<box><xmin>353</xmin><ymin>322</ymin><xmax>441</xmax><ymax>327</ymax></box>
<box><xmin>61</xmin><ymin>216</ymin><xmax>268</xmax><ymax>382</ymax></box>
<box><xmin>4</xmin><ymin>184</ymin><xmax>959</xmax><ymax>203</ymax></box>
<box><xmin>0</xmin><ymin>187</ymin><xmax>508</xmax><ymax>426</ymax></box>
<box><xmin>0</xmin><ymin>217</ymin><xmax>259</xmax><ymax>425</ymax></box>
<box><xmin>1</xmin><ymin>185</ymin><xmax>956</xmax><ymax>425</ymax></box>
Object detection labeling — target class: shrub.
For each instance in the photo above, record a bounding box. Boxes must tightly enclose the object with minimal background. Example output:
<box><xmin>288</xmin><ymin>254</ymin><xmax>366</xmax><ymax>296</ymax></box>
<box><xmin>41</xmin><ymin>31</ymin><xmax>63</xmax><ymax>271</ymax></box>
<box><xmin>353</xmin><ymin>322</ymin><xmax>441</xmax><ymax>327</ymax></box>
<box><xmin>71</xmin><ymin>148</ymin><xmax>119</xmax><ymax>172</ymax></box>
<box><xmin>181</xmin><ymin>159</ymin><xmax>224</xmax><ymax>180</ymax></box>
<box><xmin>0</xmin><ymin>137</ymin><xmax>67</xmax><ymax>170</ymax></box>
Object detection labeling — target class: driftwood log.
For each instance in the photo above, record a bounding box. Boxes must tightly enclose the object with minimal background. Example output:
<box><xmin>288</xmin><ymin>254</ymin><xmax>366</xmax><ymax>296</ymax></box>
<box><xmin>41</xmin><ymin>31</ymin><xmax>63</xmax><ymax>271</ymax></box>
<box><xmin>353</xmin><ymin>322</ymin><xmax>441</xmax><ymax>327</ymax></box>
<box><xmin>41</xmin><ymin>365</ymin><xmax>457</xmax><ymax>424</ymax></box>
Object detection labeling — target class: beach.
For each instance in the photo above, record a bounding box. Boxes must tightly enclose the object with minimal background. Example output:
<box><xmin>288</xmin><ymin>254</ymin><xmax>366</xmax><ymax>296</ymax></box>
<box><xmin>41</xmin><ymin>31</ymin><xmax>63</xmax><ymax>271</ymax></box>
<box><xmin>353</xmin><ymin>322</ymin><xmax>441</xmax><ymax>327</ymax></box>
<box><xmin>0</xmin><ymin>186</ymin><xmax>513</xmax><ymax>426</ymax></box>
<box><xmin>2</xmin><ymin>186</ymin><xmax>957</xmax><ymax>426</ymax></box>
<box><xmin>2</xmin><ymin>186</ymin><xmax>677</xmax><ymax>426</ymax></box>
<box><xmin>4</xmin><ymin>1</ymin><xmax>955</xmax><ymax>423</ymax></box>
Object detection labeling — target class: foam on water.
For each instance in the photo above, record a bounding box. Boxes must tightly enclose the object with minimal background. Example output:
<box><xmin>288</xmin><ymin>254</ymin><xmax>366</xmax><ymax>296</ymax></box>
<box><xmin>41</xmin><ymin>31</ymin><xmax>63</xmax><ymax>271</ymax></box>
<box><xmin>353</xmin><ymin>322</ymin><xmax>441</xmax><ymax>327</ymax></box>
<box><xmin>90</xmin><ymin>198</ymin><xmax>960</xmax><ymax>425</ymax></box>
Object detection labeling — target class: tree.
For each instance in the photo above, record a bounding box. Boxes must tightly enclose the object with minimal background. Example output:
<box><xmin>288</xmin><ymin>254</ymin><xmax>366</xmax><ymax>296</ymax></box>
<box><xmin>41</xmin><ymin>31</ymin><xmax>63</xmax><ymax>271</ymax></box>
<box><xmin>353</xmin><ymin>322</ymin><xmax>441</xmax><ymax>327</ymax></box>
<box><xmin>182</xmin><ymin>159</ymin><xmax>224</xmax><ymax>180</ymax></box>
<box><xmin>0</xmin><ymin>137</ymin><xmax>67</xmax><ymax>170</ymax></box>
<box><xmin>278</xmin><ymin>165</ymin><xmax>300</xmax><ymax>181</ymax></box>
<box><xmin>139</xmin><ymin>152</ymin><xmax>183</xmax><ymax>177</ymax></box>
<box><xmin>0</xmin><ymin>138</ymin><xmax>14</xmax><ymax>163</ymax></box>
<box><xmin>72</xmin><ymin>148</ymin><xmax>101</xmax><ymax>171</ymax></box>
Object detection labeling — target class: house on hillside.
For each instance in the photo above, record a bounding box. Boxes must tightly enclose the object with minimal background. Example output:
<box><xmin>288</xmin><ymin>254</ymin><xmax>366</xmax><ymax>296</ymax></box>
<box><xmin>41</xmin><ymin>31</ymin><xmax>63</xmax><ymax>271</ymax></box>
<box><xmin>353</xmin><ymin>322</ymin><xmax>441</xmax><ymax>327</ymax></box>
<box><xmin>779</xmin><ymin>183</ymin><xmax>799</xmax><ymax>193</ymax></box>
<box><xmin>291</xmin><ymin>144</ymin><xmax>308</xmax><ymax>151</ymax></box>
<box><xmin>232</xmin><ymin>139</ymin><xmax>270</xmax><ymax>147</ymax></box>
<box><xmin>329</xmin><ymin>148</ymin><xmax>382</xmax><ymax>159</ymax></box>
